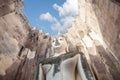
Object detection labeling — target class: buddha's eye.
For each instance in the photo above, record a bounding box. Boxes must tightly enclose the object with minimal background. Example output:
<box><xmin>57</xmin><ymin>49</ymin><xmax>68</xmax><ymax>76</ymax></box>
<box><xmin>52</xmin><ymin>40</ymin><xmax>55</xmax><ymax>42</ymax></box>
<box><xmin>60</xmin><ymin>38</ymin><xmax>62</xmax><ymax>40</ymax></box>
<box><xmin>59</xmin><ymin>37</ymin><xmax>63</xmax><ymax>40</ymax></box>
<box><xmin>52</xmin><ymin>39</ymin><xmax>56</xmax><ymax>42</ymax></box>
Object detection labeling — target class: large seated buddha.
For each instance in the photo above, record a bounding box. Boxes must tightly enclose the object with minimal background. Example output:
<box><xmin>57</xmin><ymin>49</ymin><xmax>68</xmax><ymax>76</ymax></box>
<box><xmin>38</xmin><ymin>35</ymin><xmax>96</xmax><ymax>80</ymax></box>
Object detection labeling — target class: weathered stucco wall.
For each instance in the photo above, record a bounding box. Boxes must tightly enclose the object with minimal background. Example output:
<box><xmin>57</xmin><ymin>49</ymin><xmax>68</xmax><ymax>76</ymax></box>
<box><xmin>0</xmin><ymin>0</ymin><xmax>30</xmax><ymax>55</ymax></box>
<box><xmin>0</xmin><ymin>0</ymin><xmax>50</xmax><ymax>80</ymax></box>
<box><xmin>65</xmin><ymin>0</ymin><xmax>120</xmax><ymax>80</ymax></box>
<box><xmin>78</xmin><ymin>0</ymin><xmax>120</xmax><ymax>61</ymax></box>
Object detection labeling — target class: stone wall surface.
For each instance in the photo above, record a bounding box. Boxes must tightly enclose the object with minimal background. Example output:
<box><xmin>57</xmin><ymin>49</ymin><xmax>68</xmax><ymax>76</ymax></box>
<box><xmin>77</xmin><ymin>0</ymin><xmax>120</xmax><ymax>61</ymax></box>
<box><xmin>65</xmin><ymin>0</ymin><xmax>120</xmax><ymax>80</ymax></box>
<box><xmin>0</xmin><ymin>0</ymin><xmax>50</xmax><ymax>80</ymax></box>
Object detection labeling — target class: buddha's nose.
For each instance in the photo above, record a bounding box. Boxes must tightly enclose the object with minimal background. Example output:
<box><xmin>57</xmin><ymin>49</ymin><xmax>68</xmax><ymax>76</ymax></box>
<box><xmin>55</xmin><ymin>40</ymin><xmax>60</xmax><ymax>46</ymax></box>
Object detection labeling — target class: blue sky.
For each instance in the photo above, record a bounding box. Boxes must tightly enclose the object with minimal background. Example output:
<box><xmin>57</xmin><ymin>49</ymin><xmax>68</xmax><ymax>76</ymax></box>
<box><xmin>23</xmin><ymin>0</ymin><xmax>78</xmax><ymax>36</ymax></box>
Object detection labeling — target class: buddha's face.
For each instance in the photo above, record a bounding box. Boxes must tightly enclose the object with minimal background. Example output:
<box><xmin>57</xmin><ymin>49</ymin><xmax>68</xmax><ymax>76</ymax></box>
<box><xmin>51</xmin><ymin>35</ymin><xmax>68</xmax><ymax>56</ymax></box>
<box><xmin>51</xmin><ymin>35</ymin><xmax>67</xmax><ymax>49</ymax></box>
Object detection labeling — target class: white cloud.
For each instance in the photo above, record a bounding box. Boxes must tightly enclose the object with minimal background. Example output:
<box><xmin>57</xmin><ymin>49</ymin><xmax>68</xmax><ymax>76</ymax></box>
<box><xmin>53</xmin><ymin>0</ymin><xmax>78</xmax><ymax>17</ymax></box>
<box><xmin>51</xmin><ymin>0</ymin><xmax>78</xmax><ymax>32</ymax></box>
<box><xmin>51</xmin><ymin>22</ymin><xmax>69</xmax><ymax>32</ymax></box>
<box><xmin>51</xmin><ymin>21</ymin><xmax>62</xmax><ymax>31</ymax></box>
<box><xmin>61</xmin><ymin>16</ymin><xmax>75</xmax><ymax>27</ymax></box>
<box><xmin>51</xmin><ymin>16</ymin><xmax>75</xmax><ymax>32</ymax></box>
<box><xmin>39</xmin><ymin>0</ymin><xmax>78</xmax><ymax>33</ymax></box>
<box><xmin>40</xmin><ymin>12</ymin><xmax>57</xmax><ymax>22</ymax></box>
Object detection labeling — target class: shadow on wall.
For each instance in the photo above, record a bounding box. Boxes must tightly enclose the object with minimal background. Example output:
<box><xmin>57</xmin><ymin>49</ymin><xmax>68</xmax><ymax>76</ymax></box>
<box><xmin>86</xmin><ymin>0</ymin><xmax>120</xmax><ymax>60</ymax></box>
